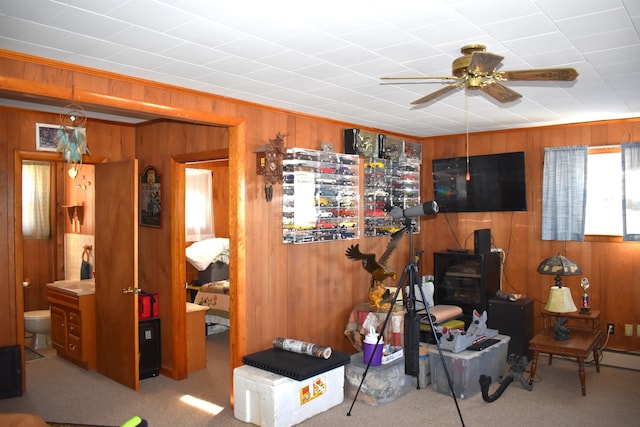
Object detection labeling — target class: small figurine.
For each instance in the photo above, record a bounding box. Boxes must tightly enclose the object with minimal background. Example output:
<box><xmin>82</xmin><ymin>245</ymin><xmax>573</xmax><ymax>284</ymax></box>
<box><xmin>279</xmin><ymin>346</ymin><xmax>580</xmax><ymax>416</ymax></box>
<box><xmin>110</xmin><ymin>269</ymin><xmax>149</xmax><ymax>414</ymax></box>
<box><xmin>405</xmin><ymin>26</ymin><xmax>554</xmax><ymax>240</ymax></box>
<box><xmin>580</xmin><ymin>278</ymin><xmax>591</xmax><ymax>314</ymax></box>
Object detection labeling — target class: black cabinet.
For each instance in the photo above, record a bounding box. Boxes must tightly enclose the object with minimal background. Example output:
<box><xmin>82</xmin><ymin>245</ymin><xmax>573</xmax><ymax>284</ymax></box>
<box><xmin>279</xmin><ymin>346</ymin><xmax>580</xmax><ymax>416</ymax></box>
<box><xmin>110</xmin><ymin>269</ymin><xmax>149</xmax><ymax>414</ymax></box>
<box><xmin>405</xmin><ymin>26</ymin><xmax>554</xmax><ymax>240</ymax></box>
<box><xmin>139</xmin><ymin>318</ymin><xmax>160</xmax><ymax>379</ymax></box>
<box><xmin>433</xmin><ymin>251</ymin><xmax>500</xmax><ymax>326</ymax></box>
<box><xmin>487</xmin><ymin>298</ymin><xmax>534</xmax><ymax>359</ymax></box>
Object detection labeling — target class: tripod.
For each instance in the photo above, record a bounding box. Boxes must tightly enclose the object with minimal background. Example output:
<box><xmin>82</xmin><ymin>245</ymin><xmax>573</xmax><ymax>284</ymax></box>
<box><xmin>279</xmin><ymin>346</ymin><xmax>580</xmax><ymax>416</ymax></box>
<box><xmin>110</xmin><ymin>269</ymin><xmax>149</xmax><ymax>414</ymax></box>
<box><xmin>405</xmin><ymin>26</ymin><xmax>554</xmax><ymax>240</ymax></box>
<box><xmin>347</xmin><ymin>218</ymin><xmax>465</xmax><ymax>427</ymax></box>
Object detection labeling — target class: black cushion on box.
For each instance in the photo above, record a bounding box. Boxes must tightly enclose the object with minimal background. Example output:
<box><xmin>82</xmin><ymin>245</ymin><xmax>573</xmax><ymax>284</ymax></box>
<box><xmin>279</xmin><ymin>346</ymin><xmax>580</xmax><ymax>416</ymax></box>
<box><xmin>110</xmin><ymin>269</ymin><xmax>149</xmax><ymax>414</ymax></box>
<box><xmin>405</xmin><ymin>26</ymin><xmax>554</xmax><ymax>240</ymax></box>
<box><xmin>242</xmin><ymin>348</ymin><xmax>350</xmax><ymax>381</ymax></box>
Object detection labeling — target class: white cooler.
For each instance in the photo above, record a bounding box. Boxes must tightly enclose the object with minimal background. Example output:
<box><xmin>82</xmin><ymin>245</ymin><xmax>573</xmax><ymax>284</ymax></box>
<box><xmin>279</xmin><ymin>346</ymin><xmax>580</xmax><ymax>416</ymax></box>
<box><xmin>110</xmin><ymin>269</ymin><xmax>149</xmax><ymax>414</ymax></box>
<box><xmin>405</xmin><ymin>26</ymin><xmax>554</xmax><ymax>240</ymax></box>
<box><xmin>234</xmin><ymin>364</ymin><xmax>345</xmax><ymax>427</ymax></box>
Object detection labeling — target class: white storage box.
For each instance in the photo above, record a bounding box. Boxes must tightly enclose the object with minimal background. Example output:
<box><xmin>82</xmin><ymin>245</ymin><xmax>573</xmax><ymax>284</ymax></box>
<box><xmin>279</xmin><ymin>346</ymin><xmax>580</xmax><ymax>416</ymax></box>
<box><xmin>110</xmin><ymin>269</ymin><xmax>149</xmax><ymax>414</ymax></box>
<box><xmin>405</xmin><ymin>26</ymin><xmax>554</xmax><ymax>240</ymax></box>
<box><xmin>428</xmin><ymin>334</ymin><xmax>510</xmax><ymax>399</ymax></box>
<box><xmin>234</xmin><ymin>364</ymin><xmax>344</xmax><ymax>427</ymax></box>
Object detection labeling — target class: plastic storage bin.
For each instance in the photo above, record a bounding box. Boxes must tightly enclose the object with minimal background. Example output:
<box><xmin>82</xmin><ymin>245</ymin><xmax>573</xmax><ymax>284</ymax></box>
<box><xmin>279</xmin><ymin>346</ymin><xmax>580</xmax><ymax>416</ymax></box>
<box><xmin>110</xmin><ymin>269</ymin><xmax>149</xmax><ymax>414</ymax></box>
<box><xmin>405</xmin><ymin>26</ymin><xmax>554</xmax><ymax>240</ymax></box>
<box><xmin>428</xmin><ymin>334</ymin><xmax>510</xmax><ymax>399</ymax></box>
<box><xmin>234</xmin><ymin>364</ymin><xmax>344</xmax><ymax>427</ymax></box>
<box><xmin>345</xmin><ymin>352</ymin><xmax>411</xmax><ymax>406</ymax></box>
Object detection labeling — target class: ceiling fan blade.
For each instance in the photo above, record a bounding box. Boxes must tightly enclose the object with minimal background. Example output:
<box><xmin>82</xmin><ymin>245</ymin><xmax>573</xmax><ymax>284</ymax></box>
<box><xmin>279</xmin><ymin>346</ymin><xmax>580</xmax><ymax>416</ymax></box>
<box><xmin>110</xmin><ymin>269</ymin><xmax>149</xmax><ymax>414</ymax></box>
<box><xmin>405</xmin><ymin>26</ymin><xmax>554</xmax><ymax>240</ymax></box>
<box><xmin>468</xmin><ymin>52</ymin><xmax>504</xmax><ymax>75</ymax></box>
<box><xmin>481</xmin><ymin>81</ymin><xmax>522</xmax><ymax>103</ymax></box>
<box><xmin>495</xmin><ymin>68</ymin><xmax>579</xmax><ymax>81</ymax></box>
<box><xmin>411</xmin><ymin>81</ymin><xmax>464</xmax><ymax>105</ymax></box>
<box><xmin>381</xmin><ymin>75</ymin><xmax>460</xmax><ymax>81</ymax></box>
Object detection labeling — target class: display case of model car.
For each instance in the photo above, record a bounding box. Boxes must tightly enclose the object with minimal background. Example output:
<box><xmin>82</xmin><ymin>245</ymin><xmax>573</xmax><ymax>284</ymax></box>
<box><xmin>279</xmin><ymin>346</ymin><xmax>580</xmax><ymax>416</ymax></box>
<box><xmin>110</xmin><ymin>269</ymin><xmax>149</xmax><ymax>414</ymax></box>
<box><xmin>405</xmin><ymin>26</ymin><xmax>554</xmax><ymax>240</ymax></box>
<box><xmin>282</xmin><ymin>148</ymin><xmax>360</xmax><ymax>244</ymax></box>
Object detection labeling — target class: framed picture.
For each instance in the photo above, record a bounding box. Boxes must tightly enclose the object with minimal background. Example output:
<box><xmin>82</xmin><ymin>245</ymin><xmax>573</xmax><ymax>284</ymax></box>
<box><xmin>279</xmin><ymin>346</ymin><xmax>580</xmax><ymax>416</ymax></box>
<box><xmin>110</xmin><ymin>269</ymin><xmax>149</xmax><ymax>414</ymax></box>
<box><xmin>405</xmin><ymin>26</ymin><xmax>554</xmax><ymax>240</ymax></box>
<box><xmin>140</xmin><ymin>166</ymin><xmax>162</xmax><ymax>228</ymax></box>
<box><xmin>35</xmin><ymin>123</ymin><xmax>61</xmax><ymax>152</ymax></box>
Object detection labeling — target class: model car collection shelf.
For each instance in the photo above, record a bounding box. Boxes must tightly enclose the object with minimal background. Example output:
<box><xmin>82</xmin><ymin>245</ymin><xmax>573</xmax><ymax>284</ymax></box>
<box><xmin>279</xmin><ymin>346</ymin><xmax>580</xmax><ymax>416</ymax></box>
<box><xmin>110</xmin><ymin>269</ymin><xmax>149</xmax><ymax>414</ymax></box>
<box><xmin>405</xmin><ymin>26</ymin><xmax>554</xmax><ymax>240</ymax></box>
<box><xmin>282</xmin><ymin>148</ymin><xmax>360</xmax><ymax>244</ymax></box>
<box><xmin>363</xmin><ymin>158</ymin><xmax>421</xmax><ymax>236</ymax></box>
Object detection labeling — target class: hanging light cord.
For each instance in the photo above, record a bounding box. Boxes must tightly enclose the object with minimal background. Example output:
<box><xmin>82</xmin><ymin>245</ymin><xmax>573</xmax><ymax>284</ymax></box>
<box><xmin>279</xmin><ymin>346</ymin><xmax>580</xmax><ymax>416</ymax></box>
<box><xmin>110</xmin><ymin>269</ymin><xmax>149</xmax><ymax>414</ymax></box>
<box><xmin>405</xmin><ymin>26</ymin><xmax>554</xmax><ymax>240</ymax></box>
<box><xmin>465</xmin><ymin>92</ymin><xmax>470</xmax><ymax>181</ymax></box>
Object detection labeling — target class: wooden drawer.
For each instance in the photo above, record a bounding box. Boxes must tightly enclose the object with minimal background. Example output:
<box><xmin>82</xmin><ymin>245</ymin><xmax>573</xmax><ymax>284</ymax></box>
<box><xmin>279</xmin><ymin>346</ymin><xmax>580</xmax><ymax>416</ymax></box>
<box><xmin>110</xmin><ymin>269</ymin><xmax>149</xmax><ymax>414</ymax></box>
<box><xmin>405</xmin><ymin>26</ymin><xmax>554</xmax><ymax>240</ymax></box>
<box><xmin>67</xmin><ymin>334</ymin><xmax>82</xmax><ymax>360</ymax></box>
<box><xmin>67</xmin><ymin>310</ymin><xmax>81</xmax><ymax>337</ymax></box>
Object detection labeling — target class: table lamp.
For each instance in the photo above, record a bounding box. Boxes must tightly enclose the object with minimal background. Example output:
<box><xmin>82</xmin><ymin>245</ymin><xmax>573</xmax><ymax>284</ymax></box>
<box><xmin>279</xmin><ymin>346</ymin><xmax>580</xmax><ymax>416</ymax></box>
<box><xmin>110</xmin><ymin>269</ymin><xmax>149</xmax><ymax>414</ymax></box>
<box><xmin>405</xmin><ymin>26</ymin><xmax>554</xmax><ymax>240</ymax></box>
<box><xmin>538</xmin><ymin>254</ymin><xmax>581</xmax><ymax>339</ymax></box>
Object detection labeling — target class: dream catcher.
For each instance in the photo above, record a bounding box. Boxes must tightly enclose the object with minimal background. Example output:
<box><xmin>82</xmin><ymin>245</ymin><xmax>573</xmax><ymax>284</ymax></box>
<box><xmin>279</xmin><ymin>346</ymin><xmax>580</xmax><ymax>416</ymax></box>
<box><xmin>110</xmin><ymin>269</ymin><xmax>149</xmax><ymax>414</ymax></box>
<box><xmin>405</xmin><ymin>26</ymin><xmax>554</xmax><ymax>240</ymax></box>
<box><xmin>55</xmin><ymin>102</ymin><xmax>89</xmax><ymax>179</ymax></box>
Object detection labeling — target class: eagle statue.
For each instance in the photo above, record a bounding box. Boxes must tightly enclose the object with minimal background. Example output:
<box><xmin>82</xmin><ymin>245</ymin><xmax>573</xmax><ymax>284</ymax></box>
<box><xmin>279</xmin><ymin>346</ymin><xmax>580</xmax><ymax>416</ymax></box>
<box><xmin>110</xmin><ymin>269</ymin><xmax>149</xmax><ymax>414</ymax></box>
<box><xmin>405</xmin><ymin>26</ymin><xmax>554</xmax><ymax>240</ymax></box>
<box><xmin>345</xmin><ymin>227</ymin><xmax>406</xmax><ymax>310</ymax></box>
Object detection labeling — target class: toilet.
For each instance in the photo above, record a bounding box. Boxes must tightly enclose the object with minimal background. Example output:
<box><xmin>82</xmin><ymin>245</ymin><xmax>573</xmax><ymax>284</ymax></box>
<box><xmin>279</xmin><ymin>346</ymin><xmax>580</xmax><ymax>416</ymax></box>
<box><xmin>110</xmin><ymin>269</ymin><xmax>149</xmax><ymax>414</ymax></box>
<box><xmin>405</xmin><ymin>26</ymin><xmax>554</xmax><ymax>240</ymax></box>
<box><xmin>24</xmin><ymin>310</ymin><xmax>51</xmax><ymax>350</ymax></box>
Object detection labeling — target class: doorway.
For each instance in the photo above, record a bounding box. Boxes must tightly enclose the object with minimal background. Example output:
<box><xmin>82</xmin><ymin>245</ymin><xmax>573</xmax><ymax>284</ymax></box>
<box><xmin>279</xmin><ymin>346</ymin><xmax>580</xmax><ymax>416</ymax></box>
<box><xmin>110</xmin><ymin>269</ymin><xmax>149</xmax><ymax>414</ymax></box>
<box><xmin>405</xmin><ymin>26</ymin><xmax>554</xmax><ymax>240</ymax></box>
<box><xmin>183</xmin><ymin>158</ymin><xmax>231</xmax><ymax>372</ymax></box>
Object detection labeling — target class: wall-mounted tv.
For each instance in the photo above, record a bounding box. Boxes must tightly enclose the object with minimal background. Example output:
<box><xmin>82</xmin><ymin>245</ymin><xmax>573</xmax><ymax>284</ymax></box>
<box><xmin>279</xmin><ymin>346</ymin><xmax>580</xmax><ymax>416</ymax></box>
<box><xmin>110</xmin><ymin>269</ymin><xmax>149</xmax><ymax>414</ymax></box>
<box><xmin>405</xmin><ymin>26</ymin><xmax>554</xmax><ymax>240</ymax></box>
<box><xmin>432</xmin><ymin>151</ymin><xmax>527</xmax><ymax>213</ymax></box>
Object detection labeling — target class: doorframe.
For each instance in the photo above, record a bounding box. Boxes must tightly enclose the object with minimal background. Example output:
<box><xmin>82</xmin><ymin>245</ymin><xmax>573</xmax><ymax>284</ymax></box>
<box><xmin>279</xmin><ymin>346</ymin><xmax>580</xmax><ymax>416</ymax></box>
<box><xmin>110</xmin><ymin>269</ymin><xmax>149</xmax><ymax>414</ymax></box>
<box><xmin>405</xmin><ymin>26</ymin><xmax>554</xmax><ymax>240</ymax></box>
<box><xmin>171</xmin><ymin>129</ymin><xmax>247</xmax><ymax>404</ymax></box>
<box><xmin>14</xmin><ymin>151</ymin><xmax>106</xmax><ymax>390</ymax></box>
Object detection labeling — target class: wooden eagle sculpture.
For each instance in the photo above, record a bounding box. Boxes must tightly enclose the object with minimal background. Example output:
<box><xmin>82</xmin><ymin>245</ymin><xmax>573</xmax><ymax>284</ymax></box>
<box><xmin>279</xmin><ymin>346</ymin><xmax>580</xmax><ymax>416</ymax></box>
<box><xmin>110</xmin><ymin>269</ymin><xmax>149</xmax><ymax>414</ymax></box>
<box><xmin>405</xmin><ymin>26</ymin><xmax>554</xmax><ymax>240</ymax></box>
<box><xmin>345</xmin><ymin>227</ymin><xmax>406</xmax><ymax>310</ymax></box>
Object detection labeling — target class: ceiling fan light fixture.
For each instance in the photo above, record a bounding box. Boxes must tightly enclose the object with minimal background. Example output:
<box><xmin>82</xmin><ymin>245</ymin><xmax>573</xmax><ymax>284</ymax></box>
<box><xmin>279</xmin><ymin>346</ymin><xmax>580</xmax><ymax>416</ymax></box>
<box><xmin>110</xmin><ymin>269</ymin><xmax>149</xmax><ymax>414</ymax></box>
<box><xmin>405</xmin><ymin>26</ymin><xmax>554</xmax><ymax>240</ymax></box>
<box><xmin>382</xmin><ymin>43</ymin><xmax>578</xmax><ymax>107</ymax></box>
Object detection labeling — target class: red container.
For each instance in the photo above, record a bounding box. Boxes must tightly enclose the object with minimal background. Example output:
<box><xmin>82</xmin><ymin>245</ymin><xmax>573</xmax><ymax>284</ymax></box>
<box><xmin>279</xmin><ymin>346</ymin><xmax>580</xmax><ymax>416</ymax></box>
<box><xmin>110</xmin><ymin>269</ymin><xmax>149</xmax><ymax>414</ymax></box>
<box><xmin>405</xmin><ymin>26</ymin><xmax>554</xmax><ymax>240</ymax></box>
<box><xmin>139</xmin><ymin>292</ymin><xmax>159</xmax><ymax>319</ymax></box>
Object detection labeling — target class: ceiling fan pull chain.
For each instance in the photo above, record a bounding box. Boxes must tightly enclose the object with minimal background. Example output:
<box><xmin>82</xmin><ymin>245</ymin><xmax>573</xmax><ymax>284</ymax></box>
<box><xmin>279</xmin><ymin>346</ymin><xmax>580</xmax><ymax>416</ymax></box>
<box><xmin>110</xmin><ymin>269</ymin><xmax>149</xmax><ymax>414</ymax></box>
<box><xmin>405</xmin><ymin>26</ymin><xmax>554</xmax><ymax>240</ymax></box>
<box><xmin>466</xmin><ymin>93</ymin><xmax>470</xmax><ymax>181</ymax></box>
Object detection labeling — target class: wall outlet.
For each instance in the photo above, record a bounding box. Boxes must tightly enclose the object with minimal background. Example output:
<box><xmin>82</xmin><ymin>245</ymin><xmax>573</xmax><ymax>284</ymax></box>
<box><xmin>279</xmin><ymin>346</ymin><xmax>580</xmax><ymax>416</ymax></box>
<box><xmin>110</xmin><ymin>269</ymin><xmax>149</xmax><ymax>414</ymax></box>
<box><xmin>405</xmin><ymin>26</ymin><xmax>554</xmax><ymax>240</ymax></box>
<box><xmin>607</xmin><ymin>323</ymin><xmax>615</xmax><ymax>335</ymax></box>
<box><xmin>491</xmin><ymin>248</ymin><xmax>503</xmax><ymax>253</ymax></box>
<box><xmin>625</xmin><ymin>324</ymin><xmax>634</xmax><ymax>337</ymax></box>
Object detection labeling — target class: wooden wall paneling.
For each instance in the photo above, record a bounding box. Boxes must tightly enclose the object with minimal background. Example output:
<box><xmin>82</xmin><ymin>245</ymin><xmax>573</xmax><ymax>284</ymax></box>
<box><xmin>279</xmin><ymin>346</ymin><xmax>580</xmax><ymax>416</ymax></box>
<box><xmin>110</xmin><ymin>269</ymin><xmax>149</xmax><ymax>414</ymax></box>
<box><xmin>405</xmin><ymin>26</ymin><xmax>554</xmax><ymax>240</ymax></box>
<box><xmin>3</xmin><ymin>51</ymin><xmax>640</xmax><ymax>384</ymax></box>
<box><xmin>0</xmin><ymin>108</ymin><xmax>14</xmax><ymax>346</ymax></box>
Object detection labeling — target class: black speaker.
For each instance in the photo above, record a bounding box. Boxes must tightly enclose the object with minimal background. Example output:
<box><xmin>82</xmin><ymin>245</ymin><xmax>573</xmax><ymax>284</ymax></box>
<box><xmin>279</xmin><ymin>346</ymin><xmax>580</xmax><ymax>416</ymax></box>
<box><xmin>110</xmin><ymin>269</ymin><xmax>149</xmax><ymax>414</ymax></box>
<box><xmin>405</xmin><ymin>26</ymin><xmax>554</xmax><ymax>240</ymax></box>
<box><xmin>487</xmin><ymin>298</ymin><xmax>534</xmax><ymax>360</ymax></box>
<box><xmin>474</xmin><ymin>228</ymin><xmax>491</xmax><ymax>254</ymax></box>
<box><xmin>139</xmin><ymin>318</ymin><xmax>161</xmax><ymax>379</ymax></box>
<box><xmin>0</xmin><ymin>345</ymin><xmax>22</xmax><ymax>398</ymax></box>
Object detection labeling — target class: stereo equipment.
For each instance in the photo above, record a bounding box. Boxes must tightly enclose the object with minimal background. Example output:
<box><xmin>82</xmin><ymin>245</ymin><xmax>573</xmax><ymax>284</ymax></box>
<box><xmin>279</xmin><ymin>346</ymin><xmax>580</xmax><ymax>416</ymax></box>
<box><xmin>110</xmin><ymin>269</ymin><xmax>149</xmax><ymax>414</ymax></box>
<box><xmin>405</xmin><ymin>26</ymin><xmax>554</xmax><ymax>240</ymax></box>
<box><xmin>474</xmin><ymin>228</ymin><xmax>491</xmax><ymax>254</ymax></box>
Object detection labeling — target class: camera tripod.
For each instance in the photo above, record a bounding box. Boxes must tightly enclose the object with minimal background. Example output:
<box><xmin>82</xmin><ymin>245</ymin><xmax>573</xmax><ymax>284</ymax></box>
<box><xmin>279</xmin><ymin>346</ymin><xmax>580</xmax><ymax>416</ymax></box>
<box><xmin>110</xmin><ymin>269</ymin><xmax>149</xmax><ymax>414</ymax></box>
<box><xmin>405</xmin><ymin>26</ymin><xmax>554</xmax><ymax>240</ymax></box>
<box><xmin>347</xmin><ymin>218</ymin><xmax>465</xmax><ymax>427</ymax></box>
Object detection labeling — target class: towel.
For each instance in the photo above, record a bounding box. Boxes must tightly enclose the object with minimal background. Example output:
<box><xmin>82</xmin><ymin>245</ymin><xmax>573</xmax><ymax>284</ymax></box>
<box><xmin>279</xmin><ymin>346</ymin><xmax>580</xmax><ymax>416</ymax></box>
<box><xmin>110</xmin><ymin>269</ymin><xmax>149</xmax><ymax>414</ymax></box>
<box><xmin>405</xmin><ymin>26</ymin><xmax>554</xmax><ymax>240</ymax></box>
<box><xmin>80</xmin><ymin>259</ymin><xmax>93</xmax><ymax>280</ymax></box>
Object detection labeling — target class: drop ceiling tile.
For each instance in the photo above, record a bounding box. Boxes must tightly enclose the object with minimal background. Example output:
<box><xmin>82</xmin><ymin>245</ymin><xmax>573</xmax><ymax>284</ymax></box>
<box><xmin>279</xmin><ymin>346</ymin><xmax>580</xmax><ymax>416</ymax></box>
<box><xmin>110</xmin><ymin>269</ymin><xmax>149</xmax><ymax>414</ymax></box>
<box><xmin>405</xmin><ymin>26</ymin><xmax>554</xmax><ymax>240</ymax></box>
<box><xmin>453</xmin><ymin>0</ymin><xmax>540</xmax><ymax>25</ymax></box>
<box><xmin>107</xmin><ymin>0</ymin><xmax>197</xmax><ymax>32</ymax></box>
<box><xmin>572</xmin><ymin>29</ymin><xmax>639</xmax><ymax>54</ymax></box>
<box><xmin>504</xmin><ymin>32</ymin><xmax>574</xmax><ymax>57</ymax></box>
<box><xmin>374</xmin><ymin>39</ymin><xmax>442</xmax><ymax>64</ymax></box>
<box><xmin>167</xmin><ymin>17</ymin><xmax>247</xmax><ymax>48</ymax></box>
<box><xmin>481</xmin><ymin>14</ymin><xmax>557</xmax><ymax>42</ymax></box>
<box><xmin>258</xmin><ymin>50</ymin><xmax>321</xmax><ymax>72</ymax></box>
<box><xmin>556</xmin><ymin>8</ymin><xmax>633</xmax><ymax>38</ymax></box>
<box><xmin>106</xmin><ymin>48</ymin><xmax>174</xmax><ymax>70</ymax></box>
<box><xmin>536</xmin><ymin>0</ymin><xmax>622</xmax><ymax>20</ymax></box>
<box><xmin>0</xmin><ymin>0</ymin><xmax>69</xmax><ymax>22</ymax></box>
<box><xmin>159</xmin><ymin>43</ymin><xmax>228</xmax><ymax>66</ymax></box>
<box><xmin>215</xmin><ymin>34</ymin><xmax>285</xmax><ymax>61</ymax></box>
<box><xmin>47</xmin><ymin>6</ymin><xmax>129</xmax><ymax>39</ymax></box>
<box><xmin>107</xmin><ymin>26</ymin><xmax>183</xmax><ymax>53</ymax></box>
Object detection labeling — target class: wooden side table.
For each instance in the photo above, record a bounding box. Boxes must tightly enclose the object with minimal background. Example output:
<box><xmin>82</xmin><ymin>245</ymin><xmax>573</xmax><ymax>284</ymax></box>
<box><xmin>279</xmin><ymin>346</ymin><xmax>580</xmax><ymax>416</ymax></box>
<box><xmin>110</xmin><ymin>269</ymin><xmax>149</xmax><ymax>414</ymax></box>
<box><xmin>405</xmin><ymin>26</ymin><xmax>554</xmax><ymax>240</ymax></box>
<box><xmin>528</xmin><ymin>324</ymin><xmax>602</xmax><ymax>396</ymax></box>
<box><xmin>541</xmin><ymin>309</ymin><xmax>601</xmax><ymax>336</ymax></box>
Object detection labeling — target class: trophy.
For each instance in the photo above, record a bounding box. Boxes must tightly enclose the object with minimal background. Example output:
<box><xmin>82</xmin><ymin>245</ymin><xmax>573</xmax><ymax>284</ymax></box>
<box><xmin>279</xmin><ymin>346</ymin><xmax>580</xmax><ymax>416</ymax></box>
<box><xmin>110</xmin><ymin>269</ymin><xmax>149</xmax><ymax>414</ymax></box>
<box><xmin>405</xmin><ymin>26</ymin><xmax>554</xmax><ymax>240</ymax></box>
<box><xmin>580</xmin><ymin>278</ymin><xmax>591</xmax><ymax>314</ymax></box>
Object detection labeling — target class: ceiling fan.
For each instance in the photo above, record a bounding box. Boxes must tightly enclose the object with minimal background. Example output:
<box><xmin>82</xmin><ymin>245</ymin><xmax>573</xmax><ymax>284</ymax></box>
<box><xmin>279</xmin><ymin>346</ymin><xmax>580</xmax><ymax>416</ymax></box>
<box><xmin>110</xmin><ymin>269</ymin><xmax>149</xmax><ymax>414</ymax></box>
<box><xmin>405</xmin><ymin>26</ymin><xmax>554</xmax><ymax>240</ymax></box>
<box><xmin>381</xmin><ymin>44</ymin><xmax>578</xmax><ymax>106</ymax></box>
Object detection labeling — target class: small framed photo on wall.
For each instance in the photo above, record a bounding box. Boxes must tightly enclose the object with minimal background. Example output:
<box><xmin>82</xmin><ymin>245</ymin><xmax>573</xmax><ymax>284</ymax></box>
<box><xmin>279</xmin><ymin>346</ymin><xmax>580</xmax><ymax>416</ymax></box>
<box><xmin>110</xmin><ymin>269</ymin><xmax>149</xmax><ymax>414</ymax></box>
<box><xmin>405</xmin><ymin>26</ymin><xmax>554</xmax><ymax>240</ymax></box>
<box><xmin>36</xmin><ymin>123</ymin><xmax>61</xmax><ymax>152</ymax></box>
<box><xmin>140</xmin><ymin>166</ymin><xmax>162</xmax><ymax>228</ymax></box>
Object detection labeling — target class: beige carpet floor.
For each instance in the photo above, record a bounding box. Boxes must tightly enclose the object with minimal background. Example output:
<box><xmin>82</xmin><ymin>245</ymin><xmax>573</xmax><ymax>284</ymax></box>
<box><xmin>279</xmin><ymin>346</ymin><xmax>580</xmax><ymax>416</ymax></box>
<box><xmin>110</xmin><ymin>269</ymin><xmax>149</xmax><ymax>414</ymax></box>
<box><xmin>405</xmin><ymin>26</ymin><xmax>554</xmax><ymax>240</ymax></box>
<box><xmin>1</xmin><ymin>330</ymin><xmax>639</xmax><ymax>426</ymax></box>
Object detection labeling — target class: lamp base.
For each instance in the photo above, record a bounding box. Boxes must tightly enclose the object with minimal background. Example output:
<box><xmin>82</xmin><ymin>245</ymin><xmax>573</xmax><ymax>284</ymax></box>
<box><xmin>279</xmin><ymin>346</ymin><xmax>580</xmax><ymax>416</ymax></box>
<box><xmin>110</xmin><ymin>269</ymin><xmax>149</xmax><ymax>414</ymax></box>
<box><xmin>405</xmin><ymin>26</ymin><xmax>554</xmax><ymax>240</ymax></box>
<box><xmin>553</xmin><ymin>317</ymin><xmax>570</xmax><ymax>340</ymax></box>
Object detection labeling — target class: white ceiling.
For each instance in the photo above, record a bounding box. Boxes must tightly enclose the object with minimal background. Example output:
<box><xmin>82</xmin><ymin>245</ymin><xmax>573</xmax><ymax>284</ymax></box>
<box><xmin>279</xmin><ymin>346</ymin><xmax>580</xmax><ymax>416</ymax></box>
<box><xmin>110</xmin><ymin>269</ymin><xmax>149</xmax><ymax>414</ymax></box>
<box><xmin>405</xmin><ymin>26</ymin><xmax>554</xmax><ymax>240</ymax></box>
<box><xmin>1</xmin><ymin>0</ymin><xmax>639</xmax><ymax>137</ymax></box>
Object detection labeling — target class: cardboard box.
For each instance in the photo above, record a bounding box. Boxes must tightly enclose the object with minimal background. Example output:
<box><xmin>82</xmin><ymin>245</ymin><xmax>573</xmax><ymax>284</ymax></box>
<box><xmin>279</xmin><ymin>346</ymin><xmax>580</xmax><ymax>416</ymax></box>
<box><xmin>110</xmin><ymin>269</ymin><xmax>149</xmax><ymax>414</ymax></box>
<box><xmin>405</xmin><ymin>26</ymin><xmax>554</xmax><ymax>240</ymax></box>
<box><xmin>234</xmin><ymin>364</ymin><xmax>344</xmax><ymax>427</ymax></box>
<box><xmin>428</xmin><ymin>334</ymin><xmax>510</xmax><ymax>399</ymax></box>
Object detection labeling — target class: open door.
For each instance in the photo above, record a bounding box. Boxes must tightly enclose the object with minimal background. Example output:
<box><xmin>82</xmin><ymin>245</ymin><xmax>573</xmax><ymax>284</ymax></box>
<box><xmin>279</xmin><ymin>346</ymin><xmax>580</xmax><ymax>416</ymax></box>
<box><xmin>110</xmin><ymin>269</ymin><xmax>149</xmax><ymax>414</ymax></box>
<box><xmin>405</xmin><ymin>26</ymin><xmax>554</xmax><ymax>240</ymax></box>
<box><xmin>95</xmin><ymin>159</ymin><xmax>139</xmax><ymax>390</ymax></box>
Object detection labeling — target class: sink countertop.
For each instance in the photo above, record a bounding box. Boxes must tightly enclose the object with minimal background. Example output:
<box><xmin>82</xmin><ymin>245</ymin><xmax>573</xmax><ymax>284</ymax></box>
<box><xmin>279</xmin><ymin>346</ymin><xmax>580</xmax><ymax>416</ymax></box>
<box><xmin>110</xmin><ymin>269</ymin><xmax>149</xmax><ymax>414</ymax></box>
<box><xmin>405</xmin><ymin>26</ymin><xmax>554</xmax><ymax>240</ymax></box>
<box><xmin>46</xmin><ymin>278</ymin><xmax>96</xmax><ymax>296</ymax></box>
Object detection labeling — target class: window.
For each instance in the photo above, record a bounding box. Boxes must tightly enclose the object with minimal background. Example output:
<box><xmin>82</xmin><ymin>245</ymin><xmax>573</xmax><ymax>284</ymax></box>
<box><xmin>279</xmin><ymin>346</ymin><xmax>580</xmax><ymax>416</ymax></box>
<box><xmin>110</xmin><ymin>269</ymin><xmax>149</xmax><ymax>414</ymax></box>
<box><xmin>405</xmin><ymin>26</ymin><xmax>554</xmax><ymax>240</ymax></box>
<box><xmin>584</xmin><ymin>148</ymin><xmax>622</xmax><ymax>236</ymax></box>
<box><xmin>185</xmin><ymin>168</ymin><xmax>215</xmax><ymax>242</ymax></box>
<box><xmin>22</xmin><ymin>161</ymin><xmax>51</xmax><ymax>239</ymax></box>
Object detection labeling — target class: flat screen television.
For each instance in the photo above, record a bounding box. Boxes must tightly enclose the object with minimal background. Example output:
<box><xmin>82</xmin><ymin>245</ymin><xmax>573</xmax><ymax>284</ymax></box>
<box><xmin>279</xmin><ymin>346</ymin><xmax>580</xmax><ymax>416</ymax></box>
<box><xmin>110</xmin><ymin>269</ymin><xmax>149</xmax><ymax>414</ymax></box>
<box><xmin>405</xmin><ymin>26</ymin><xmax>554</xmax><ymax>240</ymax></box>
<box><xmin>432</xmin><ymin>151</ymin><xmax>527</xmax><ymax>213</ymax></box>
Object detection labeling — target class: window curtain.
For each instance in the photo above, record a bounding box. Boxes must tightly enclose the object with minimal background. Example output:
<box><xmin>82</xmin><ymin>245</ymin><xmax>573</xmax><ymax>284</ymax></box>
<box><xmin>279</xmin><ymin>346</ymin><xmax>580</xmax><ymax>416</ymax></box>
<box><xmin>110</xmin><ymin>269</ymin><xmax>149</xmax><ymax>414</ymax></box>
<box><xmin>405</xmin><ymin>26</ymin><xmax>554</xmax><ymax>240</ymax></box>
<box><xmin>622</xmin><ymin>142</ymin><xmax>640</xmax><ymax>241</ymax></box>
<box><xmin>22</xmin><ymin>161</ymin><xmax>51</xmax><ymax>239</ymax></box>
<box><xmin>185</xmin><ymin>168</ymin><xmax>215</xmax><ymax>242</ymax></box>
<box><xmin>541</xmin><ymin>146</ymin><xmax>588</xmax><ymax>241</ymax></box>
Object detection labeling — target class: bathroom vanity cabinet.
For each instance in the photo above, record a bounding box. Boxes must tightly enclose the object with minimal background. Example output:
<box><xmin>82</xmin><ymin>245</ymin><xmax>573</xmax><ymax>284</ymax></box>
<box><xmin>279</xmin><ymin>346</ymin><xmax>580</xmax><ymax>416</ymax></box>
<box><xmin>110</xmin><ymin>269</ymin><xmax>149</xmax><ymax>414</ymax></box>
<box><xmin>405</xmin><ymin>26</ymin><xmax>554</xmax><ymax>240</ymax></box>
<box><xmin>47</xmin><ymin>288</ymin><xmax>97</xmax><ymax>370</ymax></box>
